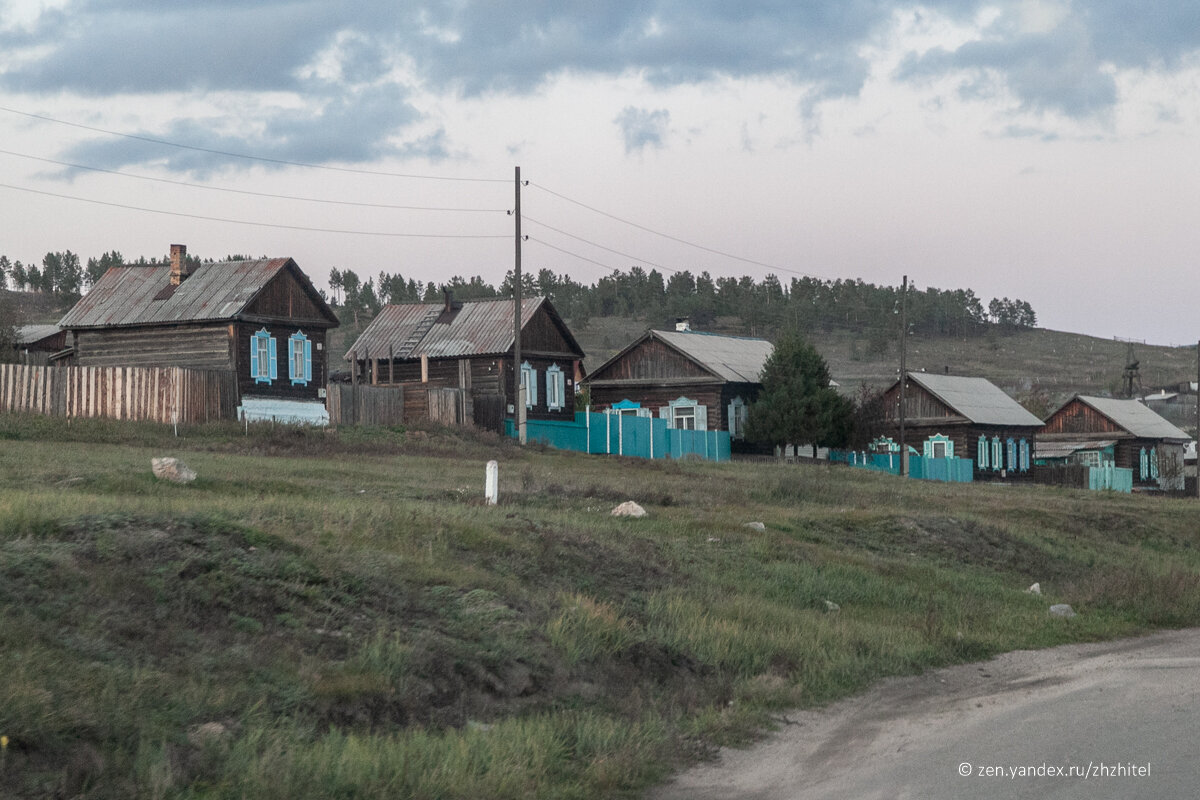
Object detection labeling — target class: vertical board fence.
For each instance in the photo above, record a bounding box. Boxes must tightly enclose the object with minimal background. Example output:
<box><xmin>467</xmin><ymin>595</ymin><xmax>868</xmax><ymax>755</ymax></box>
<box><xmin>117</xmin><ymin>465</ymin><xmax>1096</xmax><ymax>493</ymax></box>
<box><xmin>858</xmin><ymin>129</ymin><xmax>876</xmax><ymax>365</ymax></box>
<box><xmin>0</xmin><ymin>363</ymin><xmax>238</xmax><ymax>423</ymax></box>
<box><xmin>325</xmin><ymin>383</ymin><xmax>470</xmax><ymax>427</ymax></box>
<box><xmin>829</xmin><ymin>451</ymin><xmax>975</xmax><ymax>483</ymax></box>
<box><xmin>504</xmin><ymin>410</ymin><xmax>731</xmax><ymax>463</ymax></box>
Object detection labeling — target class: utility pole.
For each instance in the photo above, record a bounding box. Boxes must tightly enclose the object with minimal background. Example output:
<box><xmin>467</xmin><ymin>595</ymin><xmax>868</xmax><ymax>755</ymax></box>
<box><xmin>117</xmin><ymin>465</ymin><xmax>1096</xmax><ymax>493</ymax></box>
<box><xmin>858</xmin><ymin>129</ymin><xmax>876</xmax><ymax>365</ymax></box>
<box><xmin>898</xmin><ymin>275</ymin><xmax>908</xmax><ymax>477</ymax></box>
<box><xmin>514</xmin><ymin>166</ymin><xmax>526</xmax><ymax>444</ymax></box>
<box><xmin>1195</xmin><ymin>340</ymin><xmax>1199</xmax><ymax>498</ymax></box>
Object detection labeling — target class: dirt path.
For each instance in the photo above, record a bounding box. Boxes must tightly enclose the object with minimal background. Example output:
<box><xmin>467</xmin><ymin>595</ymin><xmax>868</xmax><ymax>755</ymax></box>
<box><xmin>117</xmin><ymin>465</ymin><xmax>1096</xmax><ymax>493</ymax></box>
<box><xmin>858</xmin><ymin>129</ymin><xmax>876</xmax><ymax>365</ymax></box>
<box><xmin>652</xmin><ymin>628</ymin><xmax>1200</xmax><ymax>799</ymax></box>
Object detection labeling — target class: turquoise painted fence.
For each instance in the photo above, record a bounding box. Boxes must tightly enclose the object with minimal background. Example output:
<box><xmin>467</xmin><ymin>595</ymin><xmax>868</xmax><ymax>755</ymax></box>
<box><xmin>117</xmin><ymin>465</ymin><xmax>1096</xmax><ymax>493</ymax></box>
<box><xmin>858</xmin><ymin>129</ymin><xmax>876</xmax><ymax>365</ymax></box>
<box><xmin>505</xmin><ymin>411</ymin><xmax>731</xmax><ymax>462</ymax></box>
<box><xmin>829</xmin><ymin>451</ymin><xmax>974</xmax><ymax>483</ymax></box>
<box><xmin>1088</xmin><ymin>464</ymin><xmax>1133</xmax><ymax>493</ymax></box>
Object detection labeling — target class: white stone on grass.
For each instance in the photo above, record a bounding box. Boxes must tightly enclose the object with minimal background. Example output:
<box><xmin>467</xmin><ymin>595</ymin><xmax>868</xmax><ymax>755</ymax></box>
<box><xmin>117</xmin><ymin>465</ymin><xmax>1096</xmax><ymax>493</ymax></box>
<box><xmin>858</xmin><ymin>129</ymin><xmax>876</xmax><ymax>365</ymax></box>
<box><xmin>611</xmin><ymin>501</ymin><xmax>647</xmax><ymax>518</ymax></box>
<box><xmin>151</xmin><ymin>457</ymin><xmax>196</xmax><ymax>484</ymax></box>
<box><xmin>1049</xmin><ymin>604</ymin><xmax>1077</xmax><ymax>618</ymax></box>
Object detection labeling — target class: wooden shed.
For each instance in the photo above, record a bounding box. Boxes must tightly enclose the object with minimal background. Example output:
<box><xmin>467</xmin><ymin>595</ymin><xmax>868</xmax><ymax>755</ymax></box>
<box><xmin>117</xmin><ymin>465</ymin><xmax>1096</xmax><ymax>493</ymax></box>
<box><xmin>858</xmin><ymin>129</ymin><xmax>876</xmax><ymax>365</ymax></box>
<box><xmin>57</xmin><ymin>245</ymin><xmax>338</xmax><ymax>417</ymax></box>
<box><xmin>880</xmin><ymin>372</ymin><xmax>1042</xmax><ymax>480</ymax></box>
<box><xmin>581</xmin><ymin>326</ymin><xmax>773</xmax><ymax>446</ymax></box>
<box><xmin>1039</xmin><ymin>395</ymin><xmax>1190</xmax><ymax>490</ymax></box>
<box><xmin>13</xmin><ymin>324</ymin><xmax>68</xmax><ymax>364</ymax></box>
<box><xmin>344</xmin><ymin>295</ymin><xmax>584</xmax><ymax>431</ymax></box>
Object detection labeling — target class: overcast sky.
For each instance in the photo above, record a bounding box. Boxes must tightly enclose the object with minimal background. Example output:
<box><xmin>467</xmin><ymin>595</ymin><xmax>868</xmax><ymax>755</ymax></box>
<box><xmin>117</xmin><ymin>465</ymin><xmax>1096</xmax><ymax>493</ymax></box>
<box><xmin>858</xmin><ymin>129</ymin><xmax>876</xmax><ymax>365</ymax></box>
<box><xmin>2</xmin><ymin>0</ymin><xmax>1199</xmax><ymax>344</ymax></box>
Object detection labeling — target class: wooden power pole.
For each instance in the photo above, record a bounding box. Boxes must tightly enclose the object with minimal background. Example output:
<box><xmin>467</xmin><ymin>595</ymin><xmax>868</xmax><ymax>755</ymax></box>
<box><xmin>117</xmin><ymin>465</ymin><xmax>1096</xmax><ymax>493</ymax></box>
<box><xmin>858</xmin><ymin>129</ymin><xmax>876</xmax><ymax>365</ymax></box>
<box><xmin>898</xmin><ymin>275</ymin><xmax>908</xmax><ymax>477</ymax></box>
<box><xmin>514</xmin><ymin>166</ymin><xmax>526</xmax><ymax>444</ymax></box>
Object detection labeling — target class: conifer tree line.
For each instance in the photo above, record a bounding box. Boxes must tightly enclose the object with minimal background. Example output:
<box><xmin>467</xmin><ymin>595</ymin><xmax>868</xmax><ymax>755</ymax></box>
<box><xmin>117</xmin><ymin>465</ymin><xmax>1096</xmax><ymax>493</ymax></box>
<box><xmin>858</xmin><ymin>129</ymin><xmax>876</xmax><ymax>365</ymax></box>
<box><xmin>324</xmin><ymin>265</ymin><xmax>1036</xmax><ymax>340</ymax></box>
<box><xmin>0</xmin><ymin>250</ymin><xmax>1035</xmax><ymax>339</ymax></box>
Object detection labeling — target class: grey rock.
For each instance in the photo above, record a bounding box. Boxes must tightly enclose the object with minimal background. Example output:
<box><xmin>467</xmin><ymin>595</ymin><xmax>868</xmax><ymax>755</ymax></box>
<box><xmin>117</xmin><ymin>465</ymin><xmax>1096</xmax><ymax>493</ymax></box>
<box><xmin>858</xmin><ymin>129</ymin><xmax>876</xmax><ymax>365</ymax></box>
<box><xmin>151</xmin><ymin>457</ymin><xmax>196</xmax><ymax>484</ymax></box>
<box><xmin>824</xmin><ymin>600</ymin><xmax>840</xmax><ymax>613</ymax></box>
<box><xmin>611</xmin><ymin>501</ymin><xmax>647</xmax><ymax>518</ymax></box>
<box><xmin>1049</xmin><ymin>604</ymin><xmax>1077</xmax><ymax>618</ymax></box>
<box><xmin>744</xmin><ymin>521</ymin><xmax>767</xmax><ymax>531</ymax></box>
<box><xmin>1027</xmin><ymin>582</ymin><xmax>1042</xmax><ymax>595</ymax></box>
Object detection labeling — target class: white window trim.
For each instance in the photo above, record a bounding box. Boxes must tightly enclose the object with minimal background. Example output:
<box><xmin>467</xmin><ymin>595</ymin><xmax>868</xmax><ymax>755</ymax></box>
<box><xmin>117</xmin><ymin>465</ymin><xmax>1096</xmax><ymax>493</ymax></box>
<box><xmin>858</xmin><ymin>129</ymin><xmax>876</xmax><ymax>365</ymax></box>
<box><xmin>546</xmin><ymin>363</ymin><xmax>565</xmax><ymax>410</ymax></box>
<box><xmin>252</xmin><ymin>328</ymin><xmax>276</xmax><ymax>385</ymax></box>
<box><xmin>520</xmin><ymin>361</ymin><xmax>537</xmax><ymax>408</ymax></box>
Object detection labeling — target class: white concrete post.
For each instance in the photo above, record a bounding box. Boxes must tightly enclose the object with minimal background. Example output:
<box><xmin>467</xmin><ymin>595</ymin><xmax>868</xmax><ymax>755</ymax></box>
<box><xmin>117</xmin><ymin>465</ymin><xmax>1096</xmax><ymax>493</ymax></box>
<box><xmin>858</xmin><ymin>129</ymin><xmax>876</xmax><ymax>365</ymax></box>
<box><xmin>485</xmin><ymin>460</ymin><xmax>499</xmax><ymax>506</ymax></box>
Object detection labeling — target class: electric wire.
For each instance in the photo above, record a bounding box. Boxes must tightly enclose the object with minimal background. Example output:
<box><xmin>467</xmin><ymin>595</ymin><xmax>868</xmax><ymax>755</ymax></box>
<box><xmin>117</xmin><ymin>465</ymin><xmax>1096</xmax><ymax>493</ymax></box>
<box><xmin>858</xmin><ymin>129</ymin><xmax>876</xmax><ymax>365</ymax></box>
<box><xmin>525</xmin><ymin>237</ymin><xmax>619</xmax><ymax>274</ymax></box>
<box><xmin>528</xmin><ymin>180</ymin><xmax>831</xmax><ymax>281</ymax></box>
<box><xmin>524</xmin><ymin>215</ymin><xmax>680</xmax><ymax>274</ymax></box>
<box><xmin>0</xmin><ymin>182</ymin><xmax>510</xmax><ymax>239</ymax></box>
<box><xmin>0</xmin><ymin>148</ymin><xmax>507</xmax><ymax>212</ymax></box>
<box><xmin>0</xmin><ymin>105</ymin><xmax>508</xmax><ymax>183</ymax></box>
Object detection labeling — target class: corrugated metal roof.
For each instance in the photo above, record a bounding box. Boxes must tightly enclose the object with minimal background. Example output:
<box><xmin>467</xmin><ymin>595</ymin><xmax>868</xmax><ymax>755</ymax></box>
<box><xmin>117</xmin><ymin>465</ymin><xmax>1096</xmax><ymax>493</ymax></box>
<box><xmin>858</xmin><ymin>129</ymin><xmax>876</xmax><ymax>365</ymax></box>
<box><xmin>15</xmin><ymin>324</ymin><xmax>62</xmax><ymax>344</ymax></box>
<box><xmin>652</xmin><ymin>330</ymin><xmax>774</xmax><ymax>383</ymax></box>
<box><xmin>58</xmin><ymin>259</ymin><xmax>292</xmax><ymax>329</ymax></box>
<box><xmin>905</xmin><ymin>372</ymin><xmax>1044</xmax><ymax>427</ymax></box>
<box><xmin>1076</xmin><ymin>396</ymin><xmax>1191</xmax><ymax>440</ymax></box>
<box><xmin>345</xmin><ymin>297</ymin><xmax>581</xmax><ymax>360</ymax></box>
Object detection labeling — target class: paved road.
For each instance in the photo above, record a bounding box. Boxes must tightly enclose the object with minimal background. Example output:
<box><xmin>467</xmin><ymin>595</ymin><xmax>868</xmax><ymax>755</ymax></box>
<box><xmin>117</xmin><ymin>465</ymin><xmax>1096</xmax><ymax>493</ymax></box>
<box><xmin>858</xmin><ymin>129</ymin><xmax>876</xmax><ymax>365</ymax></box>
<box><xmin>653</xmin><ymin>628</ymin><xmax>1200</xmax><ymax>800</ymax></box>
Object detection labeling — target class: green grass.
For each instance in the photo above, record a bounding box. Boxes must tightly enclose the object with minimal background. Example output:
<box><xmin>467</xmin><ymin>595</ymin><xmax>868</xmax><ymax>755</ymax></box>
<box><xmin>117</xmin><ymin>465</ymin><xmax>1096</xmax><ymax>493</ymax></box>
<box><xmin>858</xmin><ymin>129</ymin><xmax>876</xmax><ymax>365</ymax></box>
<box><xmin>2</xmin><ymin>413</ymin><xmax>1200</xmax><ymax>797</ymax></box>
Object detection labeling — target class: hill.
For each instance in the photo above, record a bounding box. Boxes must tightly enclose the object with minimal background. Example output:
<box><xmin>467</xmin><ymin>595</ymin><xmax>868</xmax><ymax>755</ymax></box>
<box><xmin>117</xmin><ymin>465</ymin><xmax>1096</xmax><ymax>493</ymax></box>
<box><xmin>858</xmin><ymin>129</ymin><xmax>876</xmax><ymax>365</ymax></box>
<box><xmin>0</xmin><ymin>289</ymin><xmax>72</xmax><ymax>327</ymax></box>
<box><xmin>2</xmin><ymin>416</ymin><xmax>1200</xmax><ymax>797</ymax></box>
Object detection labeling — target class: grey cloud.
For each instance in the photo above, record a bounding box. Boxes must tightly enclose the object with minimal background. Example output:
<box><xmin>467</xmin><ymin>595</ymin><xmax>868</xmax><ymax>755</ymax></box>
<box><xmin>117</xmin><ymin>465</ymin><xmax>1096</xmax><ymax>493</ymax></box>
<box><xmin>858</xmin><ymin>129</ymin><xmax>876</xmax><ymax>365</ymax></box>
<box><xmin>59</xmin><ymin>83</ymin><xmax>430</xmax><ymax>175</ymax></box>
<box><xmin>4</xmin><ymin>0</ymin><xmax>1200</xmax><ymax>166</ymax></box>
<box><xmin>614</xmin><ymin>106</ymin><xmax>670</xmax><ymax>153</ymax></box>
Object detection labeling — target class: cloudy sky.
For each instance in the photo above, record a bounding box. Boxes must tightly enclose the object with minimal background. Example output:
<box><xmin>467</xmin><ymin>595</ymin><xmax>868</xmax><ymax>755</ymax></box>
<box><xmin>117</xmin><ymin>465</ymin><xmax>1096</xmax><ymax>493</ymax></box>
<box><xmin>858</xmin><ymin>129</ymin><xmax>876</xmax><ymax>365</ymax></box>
<box><xmin>2</xmin><ymin>0</ymin><xmax>1199</xmax><ymax>344</ymax></box>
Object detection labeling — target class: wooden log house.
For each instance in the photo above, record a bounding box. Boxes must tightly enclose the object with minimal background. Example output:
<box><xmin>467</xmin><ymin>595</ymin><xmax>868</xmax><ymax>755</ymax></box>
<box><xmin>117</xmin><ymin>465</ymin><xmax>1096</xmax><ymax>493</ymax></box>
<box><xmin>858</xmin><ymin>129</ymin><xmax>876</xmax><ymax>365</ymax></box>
<box><xmin>581</xmin><ymin>323</ymin><xmax>774</xmax><ymax>448</ymax></box>
<box><xmin>879</xmin><ymin>372</ymin><xmax>1043</xmax><ymax>480</ymax></box>
<box><xmin>1039</xmin><ymin>395</ymin><xmax>1190</xmax><ymax>490</ymax></box>
<box><xmin>57</xmin><ymin>245</ymin><xmax>339</xmax><ymax>420</ymax></box>
<box><xmin>344</xmin><ymin>294</ymin><xmax>585</xmax><ymax>432</ymax></box>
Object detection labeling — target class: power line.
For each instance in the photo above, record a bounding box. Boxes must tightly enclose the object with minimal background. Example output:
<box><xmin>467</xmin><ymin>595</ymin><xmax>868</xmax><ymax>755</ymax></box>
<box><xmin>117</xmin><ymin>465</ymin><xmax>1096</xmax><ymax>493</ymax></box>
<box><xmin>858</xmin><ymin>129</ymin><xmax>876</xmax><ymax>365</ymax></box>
<box><xmin>528</xmin><ymin>180</ymin><xmax>832</xmax><ymax>281</ymax></box>
<box><xmin>0</xmin><ymin>104</ymin><xmax>508</xmax><ymax>183</ymax></box>
<box><xmin>0</xmin><ymin>182</ymin><xmax>510</xmax><ymax>239</ymax></box>
<box><xmin>0</xmin><ymin>148</ymin><xmax>508</xmax><ymax>212</ymax></box>
<box><xmin>524</xmin><ymin>215</ymin><xmax>680</xmax><ymax>274</ymax></box>
<box><xmin>526</xmin><ymin>237</ymin><xmax>619</xmax><ymax>274</ymax></box>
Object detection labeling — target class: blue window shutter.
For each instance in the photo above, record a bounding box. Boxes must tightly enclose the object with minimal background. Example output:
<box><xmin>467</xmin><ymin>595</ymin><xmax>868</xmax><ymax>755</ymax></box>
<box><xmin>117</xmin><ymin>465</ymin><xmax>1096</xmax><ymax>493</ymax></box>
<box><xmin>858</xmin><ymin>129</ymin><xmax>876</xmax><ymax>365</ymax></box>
<box><xmin>269</xmin><ymin>337</ymin><xmax>278</xmax><ymax>380</ymax></box>
<box><xmin>305</xmin><ymin>339</ymin><xmax>313</xmax><ymax>383</ymax></box>
<box><xmin>250</xmin><ymin>341</ymin><xmax>260</xmax><ymax>380</ymax></box>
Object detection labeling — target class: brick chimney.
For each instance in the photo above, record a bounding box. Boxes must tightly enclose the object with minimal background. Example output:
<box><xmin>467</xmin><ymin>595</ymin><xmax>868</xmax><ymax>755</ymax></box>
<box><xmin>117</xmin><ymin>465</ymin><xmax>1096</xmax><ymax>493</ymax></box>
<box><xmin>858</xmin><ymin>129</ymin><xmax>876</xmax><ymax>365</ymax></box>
<box><xmin>169</xmin><ymin>244</ymin><xmax>189</xmax><ymax>286</ymax></box>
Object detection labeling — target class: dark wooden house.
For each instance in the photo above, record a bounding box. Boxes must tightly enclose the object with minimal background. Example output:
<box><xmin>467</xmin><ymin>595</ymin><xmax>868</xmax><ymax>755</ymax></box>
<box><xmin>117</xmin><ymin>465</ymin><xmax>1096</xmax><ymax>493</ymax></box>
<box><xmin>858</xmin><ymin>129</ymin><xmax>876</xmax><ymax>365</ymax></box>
<box><xmin>57</xmin><ymin>245</ymin><xmax>339</xmax><ymax>416</ymax></box>
<box><xmin>582</xmin><ymin>326</ymin><xmax>773</xmax><ymax>444</ymax></box>
<box><xmin>1039</xmin><ymin>395</ymin><xmax>1189</xmax><ymax>490</ymax></box>
<box><xmin>880</xmin><ymin>372</ymin><xmax>1043</xmax><ymax>480</ymax></box>
<box><xmin>344</xmin><ymin>295</ymin><xmax>584</xmax><ymax>431</ymax></box>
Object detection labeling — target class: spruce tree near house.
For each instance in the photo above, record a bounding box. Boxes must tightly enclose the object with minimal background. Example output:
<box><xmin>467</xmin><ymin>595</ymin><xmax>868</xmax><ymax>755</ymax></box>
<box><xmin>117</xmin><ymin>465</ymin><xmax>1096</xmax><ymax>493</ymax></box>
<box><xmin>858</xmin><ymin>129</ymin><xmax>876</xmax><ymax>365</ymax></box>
<box><xmin>746</xmin><ymin>331</ymin><xmax>854</xmax><ymax>454</ymax></box>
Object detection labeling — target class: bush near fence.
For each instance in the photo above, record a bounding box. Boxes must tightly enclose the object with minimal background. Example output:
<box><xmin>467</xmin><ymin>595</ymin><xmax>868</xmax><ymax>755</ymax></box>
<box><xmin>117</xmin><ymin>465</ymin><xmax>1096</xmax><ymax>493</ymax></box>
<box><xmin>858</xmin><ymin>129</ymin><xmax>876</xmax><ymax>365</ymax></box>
<box><xmin>0</xmin><ymin>363</ymin><xmax>237</xmax><ymax>423</ymax></box>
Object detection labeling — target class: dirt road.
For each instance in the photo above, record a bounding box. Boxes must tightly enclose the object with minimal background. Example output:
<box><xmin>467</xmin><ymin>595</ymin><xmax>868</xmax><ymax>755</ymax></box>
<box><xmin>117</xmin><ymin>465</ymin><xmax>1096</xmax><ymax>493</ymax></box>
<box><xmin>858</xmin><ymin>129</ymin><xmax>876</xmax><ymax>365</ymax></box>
<box><xmin>653</xmin><ymin>628</ymin><xmax>1200</xmax><ymax>799</ymax></box>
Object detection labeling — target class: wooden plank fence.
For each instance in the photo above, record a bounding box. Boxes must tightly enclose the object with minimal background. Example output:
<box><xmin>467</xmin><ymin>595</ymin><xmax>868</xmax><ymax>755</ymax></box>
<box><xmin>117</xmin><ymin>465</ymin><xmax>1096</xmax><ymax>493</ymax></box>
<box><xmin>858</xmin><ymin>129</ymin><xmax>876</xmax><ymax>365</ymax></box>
<box><xmin>0</xmin><ymin>364</ymin><xmax>238</xmax><ymax>423</ymax></box>
<box><xmin>326</xmin><ymin>383</ymin><xmax>471</xmax><ymax>427</ymax></box>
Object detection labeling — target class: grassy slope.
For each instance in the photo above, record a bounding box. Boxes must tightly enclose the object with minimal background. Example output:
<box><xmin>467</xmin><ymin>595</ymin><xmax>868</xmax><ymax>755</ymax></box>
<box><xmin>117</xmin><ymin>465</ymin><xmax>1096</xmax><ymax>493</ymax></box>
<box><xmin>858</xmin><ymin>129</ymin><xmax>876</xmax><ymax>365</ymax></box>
<box><xmin>3</xmin><ymin>417</ymin><xmax>1200</xmax><ymax>798</ymax></box>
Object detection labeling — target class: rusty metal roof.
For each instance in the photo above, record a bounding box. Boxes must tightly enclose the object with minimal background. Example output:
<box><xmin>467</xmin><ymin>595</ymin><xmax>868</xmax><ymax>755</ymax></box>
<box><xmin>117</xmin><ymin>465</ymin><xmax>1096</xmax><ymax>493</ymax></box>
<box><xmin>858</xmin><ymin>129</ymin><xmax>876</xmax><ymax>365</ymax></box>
<box><xmin>345</xmin><ymin>297</ymin><xmax>582</xmax><ymax>361</ymax></box>
<box><xmin>58</xmin><ymin>258</ymin><xmax>326</xmax><ymax>329</ymax></box>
